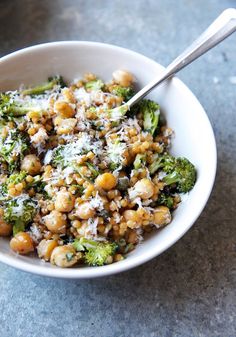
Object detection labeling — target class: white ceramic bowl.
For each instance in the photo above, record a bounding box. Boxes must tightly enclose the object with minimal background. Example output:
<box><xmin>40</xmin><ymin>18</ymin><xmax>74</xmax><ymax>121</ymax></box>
<box><xmin>0</xmin><ymin>42</ymin><xmax>217</xmax><ymax>278</ymax></box>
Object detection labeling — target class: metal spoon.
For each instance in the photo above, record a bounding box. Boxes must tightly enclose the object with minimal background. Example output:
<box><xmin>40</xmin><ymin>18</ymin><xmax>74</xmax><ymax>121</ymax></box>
<box><xmin>126</xmin><ymin>8</ymin><xmax>236</xmax><ymax>108</ymax></box>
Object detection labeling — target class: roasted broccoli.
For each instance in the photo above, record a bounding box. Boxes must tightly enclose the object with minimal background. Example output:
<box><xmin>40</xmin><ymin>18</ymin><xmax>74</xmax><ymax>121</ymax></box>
<box><xmin>52</xmin><ymin>143</ymin><xmax>98</xmax><ymax>181</ymax></box>
<box><xmin>149</xmin><ymin>154</ymin><xmax>175</xmax><ymax>175</ymax></box>
<box><xmin>3</xmin><ymin>196</ymin><xmax>37</xmax><ymax>235</ymax></box>
<box><xmin>85</xmin><ymin>79</ymin><xmax>104</xmax><ymax>91</ymax></box>
<box><xmin>52</xmin><ymin>144</ymin><xmax>78</xmax><ymax>168</ymax></box>
<box><xmin>157</xmin><ymin>193</ymin><xmax>174</xmax><ymax>209</ymax></box>
<box><xmin>6</xmin><ymin>171</ymin><xmax>27</xmax><ymax>185</ymax></box>
<box><xmin>140</xmin><ymin>99</ymin><xmax>160</xmax><ymax>135</ymax></box>
<box><xmin>133</xmin><ymin>154</ymin><xmax>146</xmax><ymax>169</ymax></box>
<box><xmin>0</xmin><ymin>93</ymin><xmax>34</xmax><ymax>117</ymax></box>
<box><xmin>112</xmin><ymin>86</ymin><xmax>134</xmax><ymax>102</ymax></box>
<box><xmin>162</xmin><ymin>157</ymin><xmax>196</xmax><ymax>193</ymax></box>
<box><xmin>51</xmin><ymin>145</ymin><xmax>66</xmax><ymax>167</ymax></box>
<box><xmin>0</xmin><ymin>129</ymin><xmax>29</xmax><ymax>172</ymax></box>
<box><xmin>21</xmin><ymin>76</ymin><xmax>66</xmax><ymax>96</ymax></box>
<box><xmin>52</xmin><ymin>140</ymin><xmax>90</xmax><ymax>169</ymax></box>
<box><xmin>0</xmin><ymin>171</ymin><xmax>27</xmax><ymax>201</ymax></box>
<box><xmin>73</xmin><ymin>237</ymin><xmax>117</xmax><ymax>266</ymax></box>
<box><xmin>149</xmin><ymin>154</ymin><xmax>196</xmax><ymax>193</ymax></box>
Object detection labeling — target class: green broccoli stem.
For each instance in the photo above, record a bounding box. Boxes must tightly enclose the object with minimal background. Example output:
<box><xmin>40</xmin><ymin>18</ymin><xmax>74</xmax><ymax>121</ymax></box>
<box><xmin>21</xmin><ymin>76</ymin><xmax>66</xmax><ymax>96</ymax></box>
<box><xmin>110</xmin><ymin>104</ymin><xmax>129</xmax><ymax>120</ymax></box>
<box><xmin>13</xmin><ymin>219</ymin><xmax>25</xmax><ymax>236</ymax></box>
<box><xmin>133</xmin><ymin>154</ymin><xmax>146</xmax><ymax>169</ymax></box>
<box><xmin>78</xmin><ymin>237</ymin><xmax>99</xmax><ymax>249</ymax></box>
<box><xmin>149</xmin><ymin>157</ymin><xmax>162</xmax><ymax>174</ymax></box>
<box><xmin>162</xmin><ymin>172</ymin><xmax>179</xmax><ymax>186</ymax></box>
<box><xmin>21</xmin><ymin>81</ymin><xmax>56</xmax><ymax>96</ymax></box>
<box><xmin>6</xmin><ymin>106</ymin><xmax>33</xmax><ymax>116</ymax></box>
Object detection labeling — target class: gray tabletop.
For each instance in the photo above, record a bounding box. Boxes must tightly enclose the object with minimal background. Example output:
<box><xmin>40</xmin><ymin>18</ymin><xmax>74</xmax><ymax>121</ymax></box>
<box><xmin>0</xmin><ymin>1</ymin><xmax>236</xmax><ymax>336</ymax></box>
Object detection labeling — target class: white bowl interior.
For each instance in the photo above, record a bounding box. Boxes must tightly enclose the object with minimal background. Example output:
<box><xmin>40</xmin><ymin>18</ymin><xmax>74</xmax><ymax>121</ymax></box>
<box><xmin>0</xmin><ymin>42</ymin><xmax>216</xmax><ymax>278</ymax></box>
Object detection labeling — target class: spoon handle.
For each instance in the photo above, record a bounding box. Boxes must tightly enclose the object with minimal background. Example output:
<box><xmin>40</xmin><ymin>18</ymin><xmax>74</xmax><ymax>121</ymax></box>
<box><xmin>127</xmin><ymin>8</ymin><xmax>236</xmax><ymax>108</ymax></box>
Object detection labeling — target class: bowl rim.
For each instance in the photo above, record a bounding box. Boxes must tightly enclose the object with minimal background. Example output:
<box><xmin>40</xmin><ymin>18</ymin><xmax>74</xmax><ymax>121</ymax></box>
<box><xmin>0</xmin><ymin>41</ymin><xmax>217</xmax><ymax>278</ymax></box>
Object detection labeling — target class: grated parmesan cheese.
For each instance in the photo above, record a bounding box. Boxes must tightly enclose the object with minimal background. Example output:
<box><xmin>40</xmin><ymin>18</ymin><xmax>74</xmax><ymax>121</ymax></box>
<box><xmin>106</xmin><ymin>140</ymin><xmax>126</xmax><ymax>165</ymax></box>
<box><xmin>73</xmin><ymin>87</ymin><xmax>91</xmax><ymax>106</ymax></box>
<box><xmin>11</xmin><ymin>194</ymin><xmax>33</xmax><ymax>217</ymax></box>
<box><xmin>44</xmin><ymin>150</ymin><xmax>53</xmax><ymax>165</ymax></box>
<box><xmin>29</xmin><ymin>224</ymin><xmax>42</xmax><ymax>242</ymax></box>
<box><xmin>89</xmin><ymin>192</ymin><xmax>104</xmax><ymax>211</ymax></box>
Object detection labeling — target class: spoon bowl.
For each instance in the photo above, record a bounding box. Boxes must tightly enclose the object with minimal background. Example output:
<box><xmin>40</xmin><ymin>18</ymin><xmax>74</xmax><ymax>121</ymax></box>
<box><xmin>0</xmin><ymin>41</ymin><xmax>217</xmax><ymax>278</ymax></box>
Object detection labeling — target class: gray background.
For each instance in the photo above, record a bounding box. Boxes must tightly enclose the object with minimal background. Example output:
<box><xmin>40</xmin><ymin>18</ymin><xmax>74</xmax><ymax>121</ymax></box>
<box><xmin>0</xmin><ymin>1</ymin><xmax>236</xmax><ymax>336</ymax></box>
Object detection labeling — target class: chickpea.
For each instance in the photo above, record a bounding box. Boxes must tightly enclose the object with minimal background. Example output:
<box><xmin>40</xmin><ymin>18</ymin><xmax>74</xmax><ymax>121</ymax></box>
<box><xmin>55</xmin><ymin>191</ymin><xmax>75</xmax><ymax>213</ymax></box>
<box><xmin>95</xmin><ymin>173</ymin><xmax>117</xmax><ymax>190</ymax></box>
<box><xmin>153</xmin><ymin>206</ymin><xmax>171</xmax><ymax>227</ymax></box>
<box><xmin>30</xmin><ymin>127</ymin><xmax>48</xmax><ymax>144</ymax></box>
<box><xmin>131</xmin><ymin>178</ymin><xmax>154</xmax><ymax>200</ymax></box>
<box><xmin>10</xmin><ymin>232</ymin><xmax>34</xmax><ymax>255</ymax></box>
<box><xmin>56</xmin><ymin>118</ymin><xmax>77</xmax><ymax>135</ymax></box>
<box><xmin>0</xmin><ymin>215</ymin><xmax>12</xmax><ymax>237</ymax></box>
<box><xmin>123</xmin><ymin>210</ymin><xmax>139</xmax><ymax>223</ymax></box>
<box><xmin>62</xmin><ymin>88</ymin><xmax>76</xmax><ymax>103</ymax></box>
<box><xmin>127</xmin><ymin>230</ymin><xmax>138</xmax><ymax>244</ymax></box>
<box><xmin>53</xmin><ymin>116</ymin><xmax>63</xmax><ymax>127</ymax></box>
<box><xmin>54</xmin><ymin>101</ymin><xmax>75</xmax><ymax>118</ymax></box>
<box><xmin>112</xmin><ymin>70</ymin><xmax>134</xmax><ymax>87</ymax></box>
<box><xmin>50</xmin><ymin>245</ymin><xmax>78</xmax><ymax>267</ymax></box>
<box><xmin>76</xmin><ymin>202</ymin><xmax>95</xmax><ymax>220</ymax></box>
<box><xmin>21</xmin><ymin>154</ymin><xmax>42</xmax><ymax>175</ymax></box>
<box><xmin>113</xmin><ymin>254</ymin><xmax>124</xmax><ymax>262</ymax></box>
<box><xmin>37</xmin><ymin>239</ymin><xmax>58</xmax><ymax>261</ymax></box>
<box><xmin>44</xmin><ymin>210</ymin><xmax>67</xmax><ymax>234</ymax></box>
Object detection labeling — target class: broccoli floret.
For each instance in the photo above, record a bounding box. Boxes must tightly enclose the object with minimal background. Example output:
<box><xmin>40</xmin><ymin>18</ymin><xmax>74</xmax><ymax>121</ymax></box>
<box><xmin>52</xmin><ymin>143</ymin><xmax>99</xmax><ymax>181</ymax></box>
<box><xmin>0</xmin><ymin>184</ymin><xmax>8</xmax><ymax>201</ymax></box>
<box><xmin>149</xmin><ymin>154</ymin><xmax>175</xmax><ymax>175</ymax></box>
<box><xmin>52</xmin><ymin>141</ymin><xmax>90</xmax><ymax>169</ymax></box>
<box><xmin>133</xmin><ymin>154</ymin><xmax>146</xmax><ymax>169</ymax></box>
<box><xmin>3</xmin><ymin>196</ymin><xmax>37</xmax><ymax>235</ymax></box>
<box><xmin>52</xmin><ymin>144</ymin><xmax>78</xmax><ymax>168</ymax></box>
<box><xmin>150</xmin><ymin>154</ymin><xmax>196</xmax><ymax>193</ymax></box>
<box><xmin>51</xmin><ymin>145</ymin><xmax>65</xmax><ymax>167</ymax></box>
<box><xmin>21</xmin><ymin>76</ymin><xmax>66</xmax><ymax>96</ymax></box>
<box><xmin>140</xmin><ymin>99</ymin><xmax>160</xmax><ymax>135</ymax></box>
<box><xmin>73</xmin><ymin>237</ymin><xmax>117</xmax><ymax>266</ymax></box>
<box><xmin>158</xmin><ymin>193</ymin><xmax>174</xmax><ymax>209</ymax></box>
<box><xmin>6</xmin><ymin>171</ymin><xmax>27</xmax><ymax>185</ymax></box>
<box><xmin>112</xmin><ymin>86</ymin><xmax>135</xmax><ymax>102</ymax></box>
<box><xmin>85</xmin><ymin>79</ymin><xmax>104</xmax><ymax>91</ymax></box>
<box><xmin>0</xmin><ymin>129</ymin><xmax>29</xmax><ymax>172</ymax></box>
<box><xmin>162</xmin><ymin>157</ymin><xmax>196</xmax><ymax>193</ymax></box>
